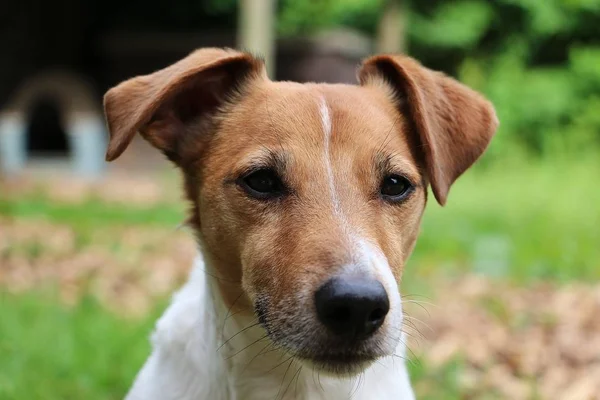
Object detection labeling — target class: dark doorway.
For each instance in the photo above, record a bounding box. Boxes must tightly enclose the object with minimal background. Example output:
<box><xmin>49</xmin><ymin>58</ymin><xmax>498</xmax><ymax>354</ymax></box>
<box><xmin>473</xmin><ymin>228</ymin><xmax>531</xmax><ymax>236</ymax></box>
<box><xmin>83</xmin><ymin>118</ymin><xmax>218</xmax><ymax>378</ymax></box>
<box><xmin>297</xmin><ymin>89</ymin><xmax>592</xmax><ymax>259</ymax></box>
<box><xmin>26</xmin><ymin>96</ymin><xmax>69</xmax><ymax>156</ymax></box>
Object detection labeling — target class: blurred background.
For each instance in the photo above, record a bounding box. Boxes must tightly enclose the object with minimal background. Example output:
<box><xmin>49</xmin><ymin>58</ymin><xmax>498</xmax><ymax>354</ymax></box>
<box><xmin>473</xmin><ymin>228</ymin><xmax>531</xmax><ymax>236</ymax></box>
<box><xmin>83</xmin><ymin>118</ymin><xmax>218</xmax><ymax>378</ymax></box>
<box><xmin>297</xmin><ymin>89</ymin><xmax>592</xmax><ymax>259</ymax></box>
<box><xmin>1</xmin><ymin>0</ymin><xmax>599</xmax><ymax>399</ymax></box>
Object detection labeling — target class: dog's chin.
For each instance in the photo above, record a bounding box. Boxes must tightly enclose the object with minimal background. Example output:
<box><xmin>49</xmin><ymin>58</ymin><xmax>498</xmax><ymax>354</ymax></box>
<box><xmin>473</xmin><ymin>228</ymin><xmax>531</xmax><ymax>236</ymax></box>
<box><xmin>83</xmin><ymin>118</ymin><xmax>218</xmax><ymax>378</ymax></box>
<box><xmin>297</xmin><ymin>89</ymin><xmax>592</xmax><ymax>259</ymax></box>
<box><xmin>297</xmin><ymin>354</ymin><xmax>378</xmax><ymax>377</ymax></box>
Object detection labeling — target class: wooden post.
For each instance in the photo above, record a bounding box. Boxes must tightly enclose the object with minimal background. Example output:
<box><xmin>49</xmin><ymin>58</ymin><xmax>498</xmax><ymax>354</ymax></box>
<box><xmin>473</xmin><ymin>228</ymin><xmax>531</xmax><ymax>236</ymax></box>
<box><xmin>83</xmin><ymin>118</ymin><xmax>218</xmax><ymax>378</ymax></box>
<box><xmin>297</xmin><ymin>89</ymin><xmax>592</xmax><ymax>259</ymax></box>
<box><xmin>376</xmin><ymin>0</ymin><xmax>406</xmax><ymax>54</ymax></box>
<box><xmin>238</xmin><ymin>0</ymin><xmax>276</xmax><ymax>77</ymax></box>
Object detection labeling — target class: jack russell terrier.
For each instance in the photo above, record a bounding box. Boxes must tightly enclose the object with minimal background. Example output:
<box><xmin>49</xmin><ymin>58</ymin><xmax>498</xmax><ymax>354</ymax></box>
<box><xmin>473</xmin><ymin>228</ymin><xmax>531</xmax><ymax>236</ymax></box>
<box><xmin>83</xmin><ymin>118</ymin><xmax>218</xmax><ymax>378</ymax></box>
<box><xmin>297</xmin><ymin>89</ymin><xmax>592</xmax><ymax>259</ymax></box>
<box><xmin>103</xmin><ymin>48</ymin><xmax>498</xmax><ymax>399</ymax></box>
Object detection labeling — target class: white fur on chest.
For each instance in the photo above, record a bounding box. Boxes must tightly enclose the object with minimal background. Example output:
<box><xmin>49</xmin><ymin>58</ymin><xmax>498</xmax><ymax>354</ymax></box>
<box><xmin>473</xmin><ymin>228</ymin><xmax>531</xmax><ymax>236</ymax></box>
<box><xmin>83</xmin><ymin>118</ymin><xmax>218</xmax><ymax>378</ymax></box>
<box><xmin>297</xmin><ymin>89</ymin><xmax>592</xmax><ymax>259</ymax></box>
<box><xmin>125</xmin><ymin>255</ymin><xmax>415</xmax><ymax>400</ymax></box>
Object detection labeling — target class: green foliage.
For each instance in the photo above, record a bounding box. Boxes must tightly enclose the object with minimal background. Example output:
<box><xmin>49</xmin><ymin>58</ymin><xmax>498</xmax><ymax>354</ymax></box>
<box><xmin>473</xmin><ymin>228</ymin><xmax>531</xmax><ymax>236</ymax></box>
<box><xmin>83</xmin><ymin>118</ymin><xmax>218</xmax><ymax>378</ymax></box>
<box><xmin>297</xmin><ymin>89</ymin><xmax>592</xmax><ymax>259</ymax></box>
<box><xmin>502</xmin><ymin>0</ymin><xmax>576</xmax><ymax>35</ymax></box>
<box><xmin>409</xmin><ymin>1</ymin><xmax>493</xmax><ymax>49</ymax></box>
<box><xmin>277</xmin><ymin>0</ymin><xmax>383</xmax><ymax>36</ymax></box>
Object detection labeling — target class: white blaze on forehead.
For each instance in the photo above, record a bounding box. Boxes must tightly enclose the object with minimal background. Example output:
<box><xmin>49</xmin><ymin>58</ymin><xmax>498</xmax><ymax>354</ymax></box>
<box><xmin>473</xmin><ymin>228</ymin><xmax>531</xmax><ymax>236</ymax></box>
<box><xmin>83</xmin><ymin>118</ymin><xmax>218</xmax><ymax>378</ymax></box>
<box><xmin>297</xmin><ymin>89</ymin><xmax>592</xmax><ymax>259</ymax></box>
<box><xmin>319</xmin><ymin>95</ymin><xmax>343</xmax><ymax>217</ymax></box>
<box><xmin>319</xmin><ymin>95</ymin><xmax>332</xmax><ymax>138</ymax></box>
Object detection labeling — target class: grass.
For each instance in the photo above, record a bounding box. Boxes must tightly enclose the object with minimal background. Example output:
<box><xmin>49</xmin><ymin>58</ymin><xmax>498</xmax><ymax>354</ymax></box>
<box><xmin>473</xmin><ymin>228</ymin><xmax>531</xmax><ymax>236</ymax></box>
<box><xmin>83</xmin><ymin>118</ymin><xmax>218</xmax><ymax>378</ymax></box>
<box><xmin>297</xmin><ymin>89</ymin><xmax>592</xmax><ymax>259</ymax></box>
<box><xmin>0</xmin><ymin>197</ymin><xmax>185</xmax><ymax>230</ymax></box>
<box><xmin>0</xmin><ymin>291</ymin><xmax>162</xmax><ymax>400</ymax></box>
<box><xmin>407</xmin><ymin>154</ymin><xmax>600</xmax><ymax>283</ymax></box>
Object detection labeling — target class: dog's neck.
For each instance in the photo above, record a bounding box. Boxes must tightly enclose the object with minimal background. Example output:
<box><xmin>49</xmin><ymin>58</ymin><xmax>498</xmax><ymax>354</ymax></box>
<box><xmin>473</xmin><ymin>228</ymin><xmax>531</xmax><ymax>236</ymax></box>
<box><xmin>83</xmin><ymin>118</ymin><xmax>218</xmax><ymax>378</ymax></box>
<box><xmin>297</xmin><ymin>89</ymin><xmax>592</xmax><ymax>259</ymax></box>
<box><xmin>126</xmin><ymin>255</ymin><xmax>414</xmax><ymax>400</ymax></box>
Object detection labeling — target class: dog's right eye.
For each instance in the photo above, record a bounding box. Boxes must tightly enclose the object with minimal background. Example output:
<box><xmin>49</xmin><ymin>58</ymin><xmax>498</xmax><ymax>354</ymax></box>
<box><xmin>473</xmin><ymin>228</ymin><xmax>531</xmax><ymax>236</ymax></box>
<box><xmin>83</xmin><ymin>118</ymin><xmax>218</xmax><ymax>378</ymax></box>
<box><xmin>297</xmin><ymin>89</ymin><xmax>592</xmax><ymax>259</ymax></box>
<box><xmin>239</xmin><ymin>168</ymin><xmax>285</xmax><ymax>199</ymax></box>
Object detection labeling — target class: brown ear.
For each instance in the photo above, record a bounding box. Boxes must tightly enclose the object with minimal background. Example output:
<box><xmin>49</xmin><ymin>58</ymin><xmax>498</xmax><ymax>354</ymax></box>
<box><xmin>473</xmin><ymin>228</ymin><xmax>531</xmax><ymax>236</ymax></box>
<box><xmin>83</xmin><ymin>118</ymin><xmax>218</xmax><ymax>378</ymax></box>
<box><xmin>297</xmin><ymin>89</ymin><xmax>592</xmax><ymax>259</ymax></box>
<box><xmin>358</xmin><ymin>55</ymin><xmax>498</xmax><ymax>205</ymax></box>
<box><xmin>103</xmin><ymin>48</ymin><xmax>265</xmax><ymax>163</ymax></box>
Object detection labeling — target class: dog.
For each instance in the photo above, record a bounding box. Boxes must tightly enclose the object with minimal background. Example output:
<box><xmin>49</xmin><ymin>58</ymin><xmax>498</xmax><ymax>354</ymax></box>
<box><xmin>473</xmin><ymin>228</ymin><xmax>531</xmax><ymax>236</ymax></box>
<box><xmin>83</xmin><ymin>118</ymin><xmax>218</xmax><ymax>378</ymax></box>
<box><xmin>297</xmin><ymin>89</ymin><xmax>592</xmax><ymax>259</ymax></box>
<box><xmin>103</xmin><ymin>48</ymin><xmax>498</xmax><ymax>399</ymax></box>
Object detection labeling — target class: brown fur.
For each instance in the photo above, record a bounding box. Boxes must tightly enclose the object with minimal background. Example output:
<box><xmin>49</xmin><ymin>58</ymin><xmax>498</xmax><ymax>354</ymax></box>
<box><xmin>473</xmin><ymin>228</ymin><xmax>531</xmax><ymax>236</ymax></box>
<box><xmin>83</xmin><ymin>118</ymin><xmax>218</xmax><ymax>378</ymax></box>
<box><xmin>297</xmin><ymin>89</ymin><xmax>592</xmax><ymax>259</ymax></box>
<box><xmin>103</xmin><ymin>48</ymin><xmax>497</xmax><ymax>361</ymax></box>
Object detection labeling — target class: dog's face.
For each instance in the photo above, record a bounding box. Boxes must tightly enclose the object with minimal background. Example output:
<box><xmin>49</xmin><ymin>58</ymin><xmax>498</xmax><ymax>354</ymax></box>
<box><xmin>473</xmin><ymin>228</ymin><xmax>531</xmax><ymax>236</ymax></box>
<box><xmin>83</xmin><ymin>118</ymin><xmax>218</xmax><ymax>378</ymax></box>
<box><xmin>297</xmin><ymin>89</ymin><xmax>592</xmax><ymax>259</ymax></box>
<box><xmin>103</xmin><ymin>48</ymin><xmax>497</xmax><ymax>375</ymax></box>
<box><xmin>198</xmin><ymin>83</ymin><xmax>426</xmax><ymax>373</ymax></box>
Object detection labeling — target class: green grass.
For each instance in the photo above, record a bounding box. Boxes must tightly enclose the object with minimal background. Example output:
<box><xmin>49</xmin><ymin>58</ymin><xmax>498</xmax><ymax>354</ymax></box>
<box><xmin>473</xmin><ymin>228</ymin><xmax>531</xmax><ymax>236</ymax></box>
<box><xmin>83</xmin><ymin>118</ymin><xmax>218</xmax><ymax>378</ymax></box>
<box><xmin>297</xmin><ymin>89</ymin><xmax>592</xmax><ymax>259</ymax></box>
<box><xmin>0</xmin><ymin>197</ymin><xmax>185</xmax><ymax>230</ymax></box>
<box><xmin>408</xmin><ymin>155</ymin><xmax>600</xmax><ymax>283</ymax></box>
<box><xmin>0</xmin><ymin>291</ymin><xmax>163</xmax><ymax>400</ymax></box>
<box><xmin>408</xmin><ymin>357</ymin><xmax>476</xmax><ymax>400</ymax></box>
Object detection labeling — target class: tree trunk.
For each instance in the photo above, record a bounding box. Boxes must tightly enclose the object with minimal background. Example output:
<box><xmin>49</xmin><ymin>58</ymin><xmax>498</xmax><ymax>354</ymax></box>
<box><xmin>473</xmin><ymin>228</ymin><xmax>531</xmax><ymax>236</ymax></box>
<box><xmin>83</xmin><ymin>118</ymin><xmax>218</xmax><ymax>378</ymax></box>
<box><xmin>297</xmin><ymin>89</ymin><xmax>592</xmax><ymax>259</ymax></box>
<box><xmin>238</xmin><ymin>0</ymin><xmax>276</xmax><ymax>77</ymax></box>
<box><xmin>376</xmin><ymin>0</ymin><xmax>406</xmax><ymax>54</ymax></box>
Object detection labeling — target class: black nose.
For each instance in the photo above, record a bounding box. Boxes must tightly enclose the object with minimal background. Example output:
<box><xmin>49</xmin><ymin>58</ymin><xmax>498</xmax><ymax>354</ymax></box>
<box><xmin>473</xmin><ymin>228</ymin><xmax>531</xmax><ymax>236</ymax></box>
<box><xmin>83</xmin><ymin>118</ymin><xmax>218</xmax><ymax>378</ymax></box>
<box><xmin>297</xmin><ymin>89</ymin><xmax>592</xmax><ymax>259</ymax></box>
<box><xmin>314</xmin><ymin>276</ymin><xmax>390</xmax><ymax>339</ymax></box>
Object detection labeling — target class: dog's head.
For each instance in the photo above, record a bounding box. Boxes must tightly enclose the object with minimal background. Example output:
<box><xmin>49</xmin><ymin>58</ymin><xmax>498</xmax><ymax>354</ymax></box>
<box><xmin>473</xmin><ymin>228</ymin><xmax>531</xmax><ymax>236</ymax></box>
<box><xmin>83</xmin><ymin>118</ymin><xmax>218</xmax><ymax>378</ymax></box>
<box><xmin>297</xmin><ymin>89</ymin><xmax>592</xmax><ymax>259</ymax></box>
<box><xmin>104</xmin><ymin>48</ymin><xmax>497</xmax><ymax>375</ymax></box>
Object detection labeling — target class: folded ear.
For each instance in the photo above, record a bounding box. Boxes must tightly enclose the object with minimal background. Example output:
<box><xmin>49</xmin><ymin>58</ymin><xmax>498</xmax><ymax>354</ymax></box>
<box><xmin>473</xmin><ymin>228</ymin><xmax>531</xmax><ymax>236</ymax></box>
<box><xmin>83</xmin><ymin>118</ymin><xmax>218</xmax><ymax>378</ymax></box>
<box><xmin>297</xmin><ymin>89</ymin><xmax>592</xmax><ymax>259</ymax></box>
<box><xmin>103</xmin><ymin>48</ymin><xmax>265</xmax><ymax>163</ymax></box>
<box><xmin>358</xmin><ymin>55</ymin><xmax>498</xmax><ymax>205</ymax></box>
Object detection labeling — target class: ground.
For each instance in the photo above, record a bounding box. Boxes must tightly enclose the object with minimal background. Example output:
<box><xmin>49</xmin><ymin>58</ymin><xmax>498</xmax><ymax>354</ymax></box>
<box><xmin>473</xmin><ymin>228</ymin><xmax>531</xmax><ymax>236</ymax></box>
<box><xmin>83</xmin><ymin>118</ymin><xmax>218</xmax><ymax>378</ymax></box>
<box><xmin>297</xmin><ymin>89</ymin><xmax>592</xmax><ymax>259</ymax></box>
<box><xmin>1</xmin><ymin>149</ymin><xmax>599</xmax><ymax>400</ymax></box>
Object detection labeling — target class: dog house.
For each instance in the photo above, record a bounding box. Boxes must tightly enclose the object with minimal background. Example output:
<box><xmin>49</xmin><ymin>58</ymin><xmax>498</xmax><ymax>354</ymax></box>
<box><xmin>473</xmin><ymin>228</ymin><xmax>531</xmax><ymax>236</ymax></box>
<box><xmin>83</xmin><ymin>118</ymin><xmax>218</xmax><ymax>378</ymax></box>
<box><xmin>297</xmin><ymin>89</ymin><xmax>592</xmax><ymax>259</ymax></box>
<box><xmin>0</xmin><ymin>69</ymin><xmax>106</xmax><ymax>177</ymax></box>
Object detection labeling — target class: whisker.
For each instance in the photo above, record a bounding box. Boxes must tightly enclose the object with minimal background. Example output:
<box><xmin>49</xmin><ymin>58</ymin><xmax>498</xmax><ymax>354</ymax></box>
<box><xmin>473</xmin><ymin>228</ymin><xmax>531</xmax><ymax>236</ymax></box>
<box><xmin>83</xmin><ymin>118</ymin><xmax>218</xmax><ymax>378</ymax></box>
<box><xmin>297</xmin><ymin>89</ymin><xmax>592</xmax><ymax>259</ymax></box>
<box><xmin>317</xmin><ymin>368</ymin><xmax>324</xmax><ymax>392</ymax></box>
<box><xmin>402</xmin><ymin>299</ymin><xmax>436</xmax><ymax>317</ymax></box>
<box><xmin>349</xmin><ymin>370</ymin><xmax>365</xmax><ymax>399</ymax></box>
<box><xmin>225</xmin><ymin>333</ymin><xmax>269</xmax><ymax>360</ymax></box>
<box><xmin>224</xmin><ymin>306</ymin><xmax>252</xmax><ymax>322</ymax></box>
<box><xmin>311</xmin><ymin>365</ymin><xmax>325</xmax><ymax>392</ymax></box>
<box><xmin>400</xmin><ymin>320</ymin><xmax>428</xmax><ymax>342</ymax></box>
<box><xmin>218</xmin><ymin>320</ymin><xmax>260</xmax><ymax>352</ymax></box>
<box><xmin>395</xmin><ymin>326</ymin><xmax>423</xmax><ymax>344</ymax></box>
<box><xmin>401</xmin><ymin>293</ymin><xmax>433</xmax><ymax>300</ymax></box>
<box><xmin>402</xmin><ymin>298</ymin><xmax>437</xmax><ymax>308</ymax></box>
<box><xmin>240</xmin><ymin>340</ymin><xmax>276</xmax><ymax>375</ymax></box>
<box><xmin>281</xmin><ymin>364</ymin><xmax>303</xmax><ymax>400</ymax></box>
<box><xmin>265</xmin><ymin>354</ymin><xmax>295</xmax><ymax>374</ymax></box>
<box><xmin>274</xmin><ymin>358</ymin><xmax>295</xmax><ymax>400</ymax></box>
<box><xmin>403</xmin><ymin>313</ymin><xmax>434</xmax><ymax>334</ymax></box>
<box><xmin>198</xmin><ymin>266</ymin><xmax>241</xmax><ymax>284</ymax></box>
<box><xmin>376</xmin><ymin>116</ymin><xmax>399</xmax><ymax>155</ymax></box>
<box><xmin>221</xmin><ymin>291</ymin><xmax>244</xmax><ymax>342</ymax></box>
<box><xmin>294</xmin><ymin>366</ymin><xmax>303</xmax><ymax>398</ymax></box>
<box><xmin>391</xmin><ymin>333</ymin><xmax>422</xmax><ymax>367</ymax></box>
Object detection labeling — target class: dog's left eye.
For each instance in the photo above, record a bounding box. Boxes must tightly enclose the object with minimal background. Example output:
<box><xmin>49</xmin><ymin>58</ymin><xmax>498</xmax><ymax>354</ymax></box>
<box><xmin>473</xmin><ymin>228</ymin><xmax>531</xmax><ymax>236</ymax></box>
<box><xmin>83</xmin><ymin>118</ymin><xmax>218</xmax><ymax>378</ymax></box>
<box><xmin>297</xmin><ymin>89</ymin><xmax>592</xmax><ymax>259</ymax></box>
<box><xmin>240</xmin><ymin>168</ymin><xmax>285</xmax><ymax>199</ymax></box>
<box><xmin>380</xmin><ymin>174</ymin><xmax>413</xmax><ymax>202</ymax></box>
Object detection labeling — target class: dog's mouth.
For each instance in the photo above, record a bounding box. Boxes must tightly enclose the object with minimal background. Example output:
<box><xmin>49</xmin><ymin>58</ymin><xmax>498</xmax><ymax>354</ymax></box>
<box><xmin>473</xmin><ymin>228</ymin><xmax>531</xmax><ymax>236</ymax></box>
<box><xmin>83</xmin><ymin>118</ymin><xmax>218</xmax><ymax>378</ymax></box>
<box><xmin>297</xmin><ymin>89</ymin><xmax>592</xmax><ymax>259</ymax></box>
<box><xmin>269</xmin><ymin>332</ymin><xmax>385</xmax><ymax>376</ymax></box>
<box><xmin>296</xmin><ymin>351</ymin><xmax>379</xmax><ymax>376</ymax></box>
<box><xmin>254</xmin><ymin>297</ymin><xmax>393</xmax><ymax>376</ymax></box>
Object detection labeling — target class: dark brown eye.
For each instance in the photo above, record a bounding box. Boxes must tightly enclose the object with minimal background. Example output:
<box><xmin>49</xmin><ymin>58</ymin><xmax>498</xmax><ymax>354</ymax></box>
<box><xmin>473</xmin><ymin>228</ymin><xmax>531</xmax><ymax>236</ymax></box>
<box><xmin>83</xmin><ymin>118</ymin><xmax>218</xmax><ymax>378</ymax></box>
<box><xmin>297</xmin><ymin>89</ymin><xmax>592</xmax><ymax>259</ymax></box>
<box><xmin>239</xmin><ymin>168</ymin><xmax>285</xmax><ymax>199</ymax></box>
<box><xmin>380</xmin><ymin>174</ymin><xmax>413</xmax><ymax>202</ymax></box>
